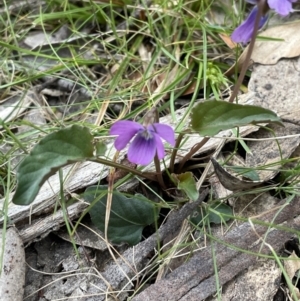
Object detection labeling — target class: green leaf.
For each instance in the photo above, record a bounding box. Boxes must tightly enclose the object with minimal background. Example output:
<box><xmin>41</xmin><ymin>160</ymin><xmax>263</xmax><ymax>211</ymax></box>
<box><xmin>191</xmin><ymin>100</ymin><xmax>281</xmax><ymax>136</ymax></box>
<box><xmin>12</xmin><ymin>125</ymin><xmax>94</xmax><ymax>205</ymax></box>
<box><xmin>190</xmin><ymin>202</ymin><xmax>232</xmax><ymax>226</ymax></box>
<box><xmin>172</xmin><ymin>172</ymin><xmax>199</xmax><ymax>201</ymax></box>
<box><xmin>228</xmin><ymin>166</ymin><xmax>260</xmax><ymax>182</ymax></box>
<box><xmin>84</xmin><ymin>186</ymin><xmax>159</xmax><ymax>246</ymax></box>
<box><xmin>278</xmin><ymin>164</ymin><xmax>300</xmax><ymax>183</ymax></box>
<box><xmin>95</xmin><ymin>140</ymin><xmax>107</xmax><ymax>156</ymax></box>
<box><xmin>207</xmin><ymin>202</ymin><xmax>232</xmax><ymax>224</ymax></box>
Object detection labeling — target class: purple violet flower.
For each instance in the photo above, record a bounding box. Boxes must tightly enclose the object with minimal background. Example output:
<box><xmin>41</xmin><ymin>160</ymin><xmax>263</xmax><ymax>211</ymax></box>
<box><xmin>231</xmin><ymin>6</ymin><xmax>268</xmax><ymax>43</ymax></box>
<box><xmin>268</xmin><ymin>0</ymin><xmax>296</xmax><ymax>16</ymax></box>
<box><xmin>232</xmin><ymin>0</ymin><xmax>295</xmax><ymax>43</ymax></box>
<box><xmin>110</xmin><ymin>120</ymin><xmax>175</xmax><ymax>165</ymax></box>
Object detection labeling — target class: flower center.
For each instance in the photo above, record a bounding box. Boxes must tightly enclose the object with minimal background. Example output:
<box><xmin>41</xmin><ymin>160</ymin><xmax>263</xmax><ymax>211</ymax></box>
<box><xmin>140</xmin><ymin>128</ymin><xmax>153</xmax><ymax>140</ymax></box>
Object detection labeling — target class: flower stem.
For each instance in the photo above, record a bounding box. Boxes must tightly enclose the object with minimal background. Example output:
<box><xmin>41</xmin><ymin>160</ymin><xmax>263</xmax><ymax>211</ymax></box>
<box><xmin>151</xmin><ymin>106</ymin><xmax>167</xmax><ymax>189</ymax></box>
<box><xmin>154</xmin><ymin>154</ymin><xmax>166</xmax><ymax>189</ymax></box>
<box><xmin>228</xmin><ymin>0</ymin><xmax>265</xmax><ymax>104</ymax></box>
<box><xmin>177</xmin><ymin>137</ymin><xmax>210</xmax><ymax>172</ymax></box>
<box><xmin>169</xmin><ymin>131</ymin><xmax>185</xmax><ymax>173</ymax></box>
<box><xmin>90</xmin><ymin>157</ymin><xmax>157</xmax><ymax>182</ymax></box>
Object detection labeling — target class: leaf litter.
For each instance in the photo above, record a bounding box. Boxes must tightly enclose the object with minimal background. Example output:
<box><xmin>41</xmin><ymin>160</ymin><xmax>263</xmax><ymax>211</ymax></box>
<box><xmin>0</xmin><ymin>1</ymin><xmax>300</xmax><ymax>300</ymax></box>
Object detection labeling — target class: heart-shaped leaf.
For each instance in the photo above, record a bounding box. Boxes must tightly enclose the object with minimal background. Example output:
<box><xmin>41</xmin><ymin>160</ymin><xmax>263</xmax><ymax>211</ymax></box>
<box><xmin>191</xmin><ymin>100</ymin><xmax>281</xmax><ymax>136</ymax></box>
<box><xmin>84</xmin><ymin>186</ymin><xmax>159</xmax><ymax>246</ymax></box>
<box><xmin>12</xmin><ymin>125</ymin><xmax>94</xmax><ymax>205</ymax></box>
<box><xmin>227</xmin><ymin>166</ymin><xmax>260</xmax><ymax>182</ymax></box>
<box><xmin>172</xmin><ymin>172</ymin><xmax>199</xmax><ymax>201</ymax></box>
<box><xmin>95</xmin><ymin>140</ymin><xmax>107</xmax><ymax>157</ymax></box>
<box><xmin>190</xmin><ymin>202</ymin><xmax>232</xmax><ymax>226</ymax></box>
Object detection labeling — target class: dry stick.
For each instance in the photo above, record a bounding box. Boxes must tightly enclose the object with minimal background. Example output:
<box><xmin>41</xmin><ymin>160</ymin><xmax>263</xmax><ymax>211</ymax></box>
<box><xmin>132</xmin><ymin>195</ymin><xmax>300</xmax><ymax>301</ymax></box>
<box><xmin>177</xmin><ymin>2</ymin><xmax>265</xmax><ymax>172</ymax></box>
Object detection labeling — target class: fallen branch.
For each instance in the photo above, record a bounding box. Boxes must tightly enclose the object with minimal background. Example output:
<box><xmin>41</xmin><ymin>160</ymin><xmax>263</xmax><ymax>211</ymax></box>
<box><xmin>132</xmin><ymin>197</ymin><xmax>300</xmax><ymax>300</ymax></box>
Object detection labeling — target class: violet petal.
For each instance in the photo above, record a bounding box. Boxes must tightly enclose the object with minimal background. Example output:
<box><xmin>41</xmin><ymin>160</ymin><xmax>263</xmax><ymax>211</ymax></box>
<box><xmin>110</xmin><ymin>120</ymin><xmax>143</xmax><ymax>150</ymax></box>
<box><xmin>153</xmin><ymin>133</ymin><xmax>165</xmax><ymax>160</ymax></box>
<box><xmin>231</xmin><ymin>6</ymin><xmax>267</xmax><ymax>43</ymax></box>
<box><xmin>127</xmin><ymin>133</ymin><xmax>156</xmax><ymax>165</ymax></box>
<box><xmin>151</xmin><ymin>123</ymin><xmax>175</xmax><ymax>146</ymax></box>
<box><xmin>267</xmin><ymin>0</ymin><xmax>294</xmax><ymax>16</ymax></box>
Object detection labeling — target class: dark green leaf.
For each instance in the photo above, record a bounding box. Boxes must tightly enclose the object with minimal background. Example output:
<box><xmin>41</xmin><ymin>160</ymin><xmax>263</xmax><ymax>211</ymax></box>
<box><xmin>191</xmin><ymin>100</ymin><xmax>281</xmax><ymax>136</ymax></box>
<box><xmin>95</xmin><ymin>140</ymin><xmax>107</xmax><ymax>156</ymax></box>
<box><xmin>207</xmin><ymin>202</ymin><xmax>232</xmax><ymax>224</ymax></box>
<box><xmin>190</xmin><ymin>206</ymin><xmax>206</xmax><ymax>226</ymax></box>
<box><xmin>190</xmin><ymin>202</ymin><xmax>232</xmax><ymax>225</ymax></box>
<box><xmin>228</xmin><ymin>166</ymin><xmax>260</xmax><ymax>181</ymax></box>
<box><xmin>278</xmin><ymin>165</ymin><xmax>300</xmax><ymax>183</ymax></box>
<box><xmin>172</xmin><ymin>172</ymin><xmax>199</xmax><ymax>201</ymax></box>
<box><xmin>12</xmin><ymin>125</ymin><xmax>94</xmax><ymax>205</ymax></box>
<box><xmin>84</xmin><ymin>186</ymin><xmax>158</xmax><ymax>246</ymax></box>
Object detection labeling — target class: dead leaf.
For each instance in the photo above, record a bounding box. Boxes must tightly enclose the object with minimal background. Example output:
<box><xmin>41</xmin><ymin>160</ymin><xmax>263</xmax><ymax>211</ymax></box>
<box><xmin>0</xmin><ymin>90</ymin><xmax>37</xmax><ymax>126</ymax></box>
<box><xmin>211</xmin><ymin>158</ymin><xmax>263</xmax><ymax>191</ymax></box>
<box><xmin>283</xmin><ymin>251</ymin><xmax>300</xmax><ymax>301</ymax></box>
<box><xmin>23</xmin><ymin>25</ymin><xmax>71</xmax><ymax>49</ymax></box>
<box><xmin>219</xmin><ymin>33</ymin><xmax>236</xmax><ymax>49</ymax></box>
<box><xmin>234</xmin><ymin>193</ymin><xmax>279</xmax><ymax>218</ymax></box>
<box><xmin>284</xmin><ymin>251</ymin><xmax>300</xmax><ymax>281</ymax></box>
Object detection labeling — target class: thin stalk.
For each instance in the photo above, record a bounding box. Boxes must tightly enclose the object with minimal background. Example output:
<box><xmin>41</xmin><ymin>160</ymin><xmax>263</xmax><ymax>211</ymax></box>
<box><xmin>228</xmin><ymin>0</ymin><xmax>265</xmax><ymax>104</ymax></box>
<box><xmin>154</xmin><ymin>154</ymin><xmax>166</xmax><ymax>189</ymax></box>
<box><xmin>177</xmin><ymin>137</ymin><xmax>210</xmax><ymax>172</ymax></box>
<box><xmin>1</xmin><ymin>121</ymin><xmax>28</xmax><ymax>153</ymax></box>
<box><xmin>152</xmin><ymin>107</ymin><xmax>167</xmax><ymax>188</ymax></box>
<box><xmin>91</xmin><ymin>157</ymin><xmax>157</xmax><ymax>182</ymax></box>
<box><xmin>169</xmin><ymin>131</ymin><xmax>185</xmax><ymax>173</ymax></box>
